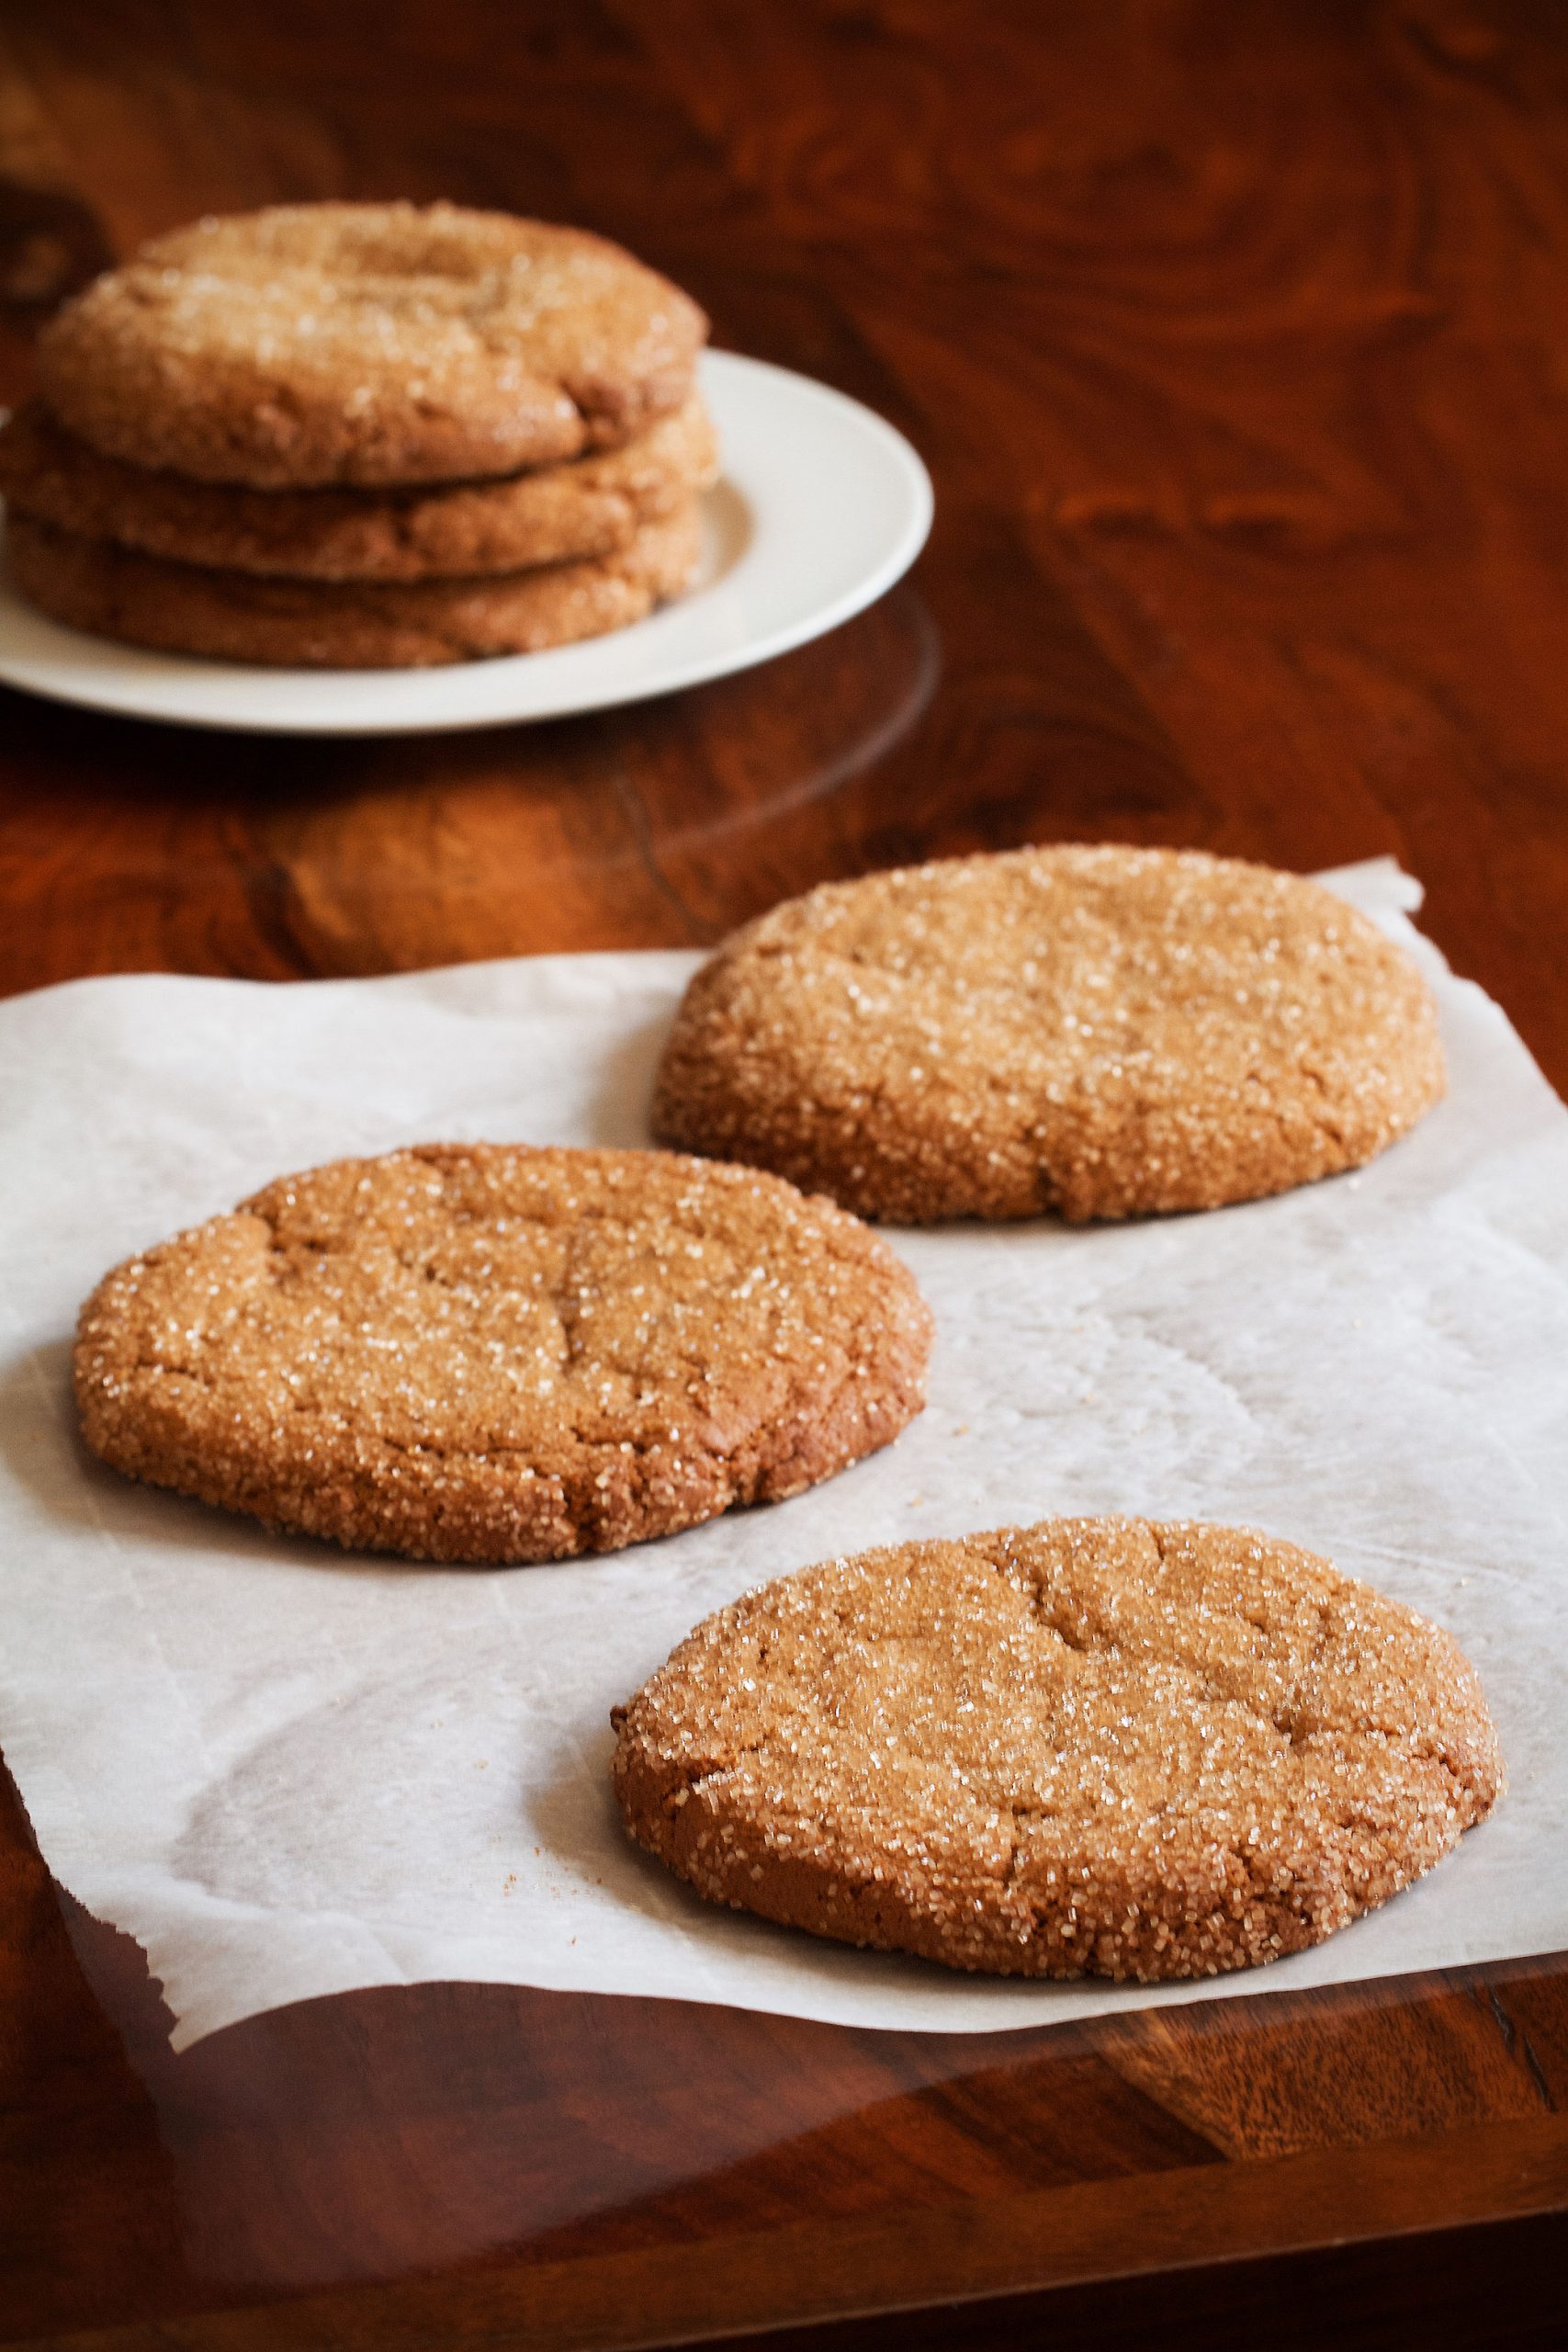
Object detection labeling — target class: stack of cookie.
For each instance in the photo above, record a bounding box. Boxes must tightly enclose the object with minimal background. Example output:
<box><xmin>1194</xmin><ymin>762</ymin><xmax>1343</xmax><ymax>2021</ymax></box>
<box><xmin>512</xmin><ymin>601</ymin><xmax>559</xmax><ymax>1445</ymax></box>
<box><xmin>0</xmin><ymin>201</ymin><xmax>714</xmax><ymax>666</ymax></box>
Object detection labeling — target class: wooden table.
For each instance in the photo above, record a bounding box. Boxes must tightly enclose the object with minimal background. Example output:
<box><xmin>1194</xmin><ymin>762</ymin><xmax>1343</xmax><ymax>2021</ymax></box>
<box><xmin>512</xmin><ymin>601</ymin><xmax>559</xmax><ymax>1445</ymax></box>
<box><xmin>3</xmin><ymin>5</ymin><xmax>1566</xmax><ymax>2345</ymax></box>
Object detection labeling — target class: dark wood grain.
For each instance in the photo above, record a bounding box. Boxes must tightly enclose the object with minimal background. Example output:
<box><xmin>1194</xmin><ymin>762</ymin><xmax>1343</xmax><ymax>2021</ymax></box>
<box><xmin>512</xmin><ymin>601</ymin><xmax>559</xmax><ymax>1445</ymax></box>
<box><xmin>2</xmin><ymin>4</ymin><xmax>1566</xmax><ymax>2346</ymax></box>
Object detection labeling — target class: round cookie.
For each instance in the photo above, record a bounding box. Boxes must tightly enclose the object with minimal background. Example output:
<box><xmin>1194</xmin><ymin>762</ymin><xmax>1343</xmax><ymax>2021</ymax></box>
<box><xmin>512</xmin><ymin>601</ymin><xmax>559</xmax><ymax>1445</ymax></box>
<box><xmin>0</xmin><ymin>394</ymin><xmax>718</xmax><ymax>580</ymax></box>
<box><xmin>651</xmin><ymin>844</ymin><xmax>1446</xmax><ymax>1223</ymax></box>
<box><xmin>37</xmin><ymin>201</ymin><xmax>708</xmax><ymax>488</ymax></box>
<box><xmin>6</xmin><ymin>503</ymin><xmax>700</xmax><ymax>667</ymax></box>
<box><xmin>73</xmin><ymin>1145</ymin><xmax>933</xmax><ymax>1566</ymax></box>
<box><xmin>612</xmin><ymin>1516</ymin><xmax>1503</xmax><ymax>1980</ymax></box>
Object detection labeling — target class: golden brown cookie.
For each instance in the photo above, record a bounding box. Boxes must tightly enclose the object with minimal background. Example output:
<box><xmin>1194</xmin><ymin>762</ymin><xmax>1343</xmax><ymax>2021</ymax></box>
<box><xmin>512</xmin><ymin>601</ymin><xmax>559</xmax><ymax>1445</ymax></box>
<box><xmin>6</xmin><ymin>503</ymin><xmax>701</xmax><ymax>666</ymax></box>
<box><xmin>612</xmin><ymin>1516</ymin><xmax>1502</xmax><ymax>1979</ymax></box>
<box><xmin>37</xmin><ymin>201</ymin><xmax>708</xmax><ymax>488</ymax></box>
<box><xmin>73</xmin><ymin>1145</ymin><xmax>933</xmax><ymax>1566</ymax></box>
<box><xmin>0</xmin><ymin>394</ymin><xmax>718</xmax><ymax>580</ymax></box>
<box><xmin>652</xmin><ymin>845</ymin><xmax>1446</xmax><ymax>1223</ymax></box>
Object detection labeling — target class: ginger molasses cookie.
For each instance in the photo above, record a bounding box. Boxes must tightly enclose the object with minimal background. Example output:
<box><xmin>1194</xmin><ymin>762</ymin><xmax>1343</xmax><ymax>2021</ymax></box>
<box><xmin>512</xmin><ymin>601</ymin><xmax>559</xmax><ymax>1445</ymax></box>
<box><xmin>37</xmin><ymin>201</ymin><xmax>707</xmax><ymax>488</ymax></box>
<box><xmin>74</xmin><ymin>1146</ymin><xmax>932</xmax><ymax>1566</ymax></box>
<box><xmin>652</xmin><ymin>845</ymin><xmax>1446</xmax><ymax>1222</ymax></box>
<box><xmin>612</xmin><ymin>1517</ymin><xmax>1502</xmax><ymax>1979</ymax></box>
<box><xmin>6</xmin><ymin>503</ymin><xmax>700</xmax><ymax>667</ymax></box>
<box><xmin>0</xmin><ymin>394</ymin><xmax>717</xmax><ymax>580</ymax></box>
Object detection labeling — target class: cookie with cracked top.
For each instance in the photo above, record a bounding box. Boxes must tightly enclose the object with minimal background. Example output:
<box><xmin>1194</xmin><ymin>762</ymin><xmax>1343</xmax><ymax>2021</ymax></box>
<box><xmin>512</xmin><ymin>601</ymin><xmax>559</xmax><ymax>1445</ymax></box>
<box><xmin>73</xmin><ymin>1145</ymin><xmax>933</xmax><ymax>1564</ymax></box>
<box><xmin>37</xmin><ymin>201</ymin><xmax>708</xmax><ymax>488</ymax></box>
<box><xmin>651</xmin><ymin>843</ymin><xmax>1446</xmax><ymax>1223</ymax></box>
<box><xmin>0</xmin><ymin>394</ymin><xmax>718</xmax><ymax>580</ymax></box>
<box><xmin>612</xmin><ymin>1516</ymin><xmax>1502</xmax><ymax>1979</ymax></box>
<box><xmin>6</xmin><ymin>502</ymin><xmax>700</xmax><ymax>667</ymax></box>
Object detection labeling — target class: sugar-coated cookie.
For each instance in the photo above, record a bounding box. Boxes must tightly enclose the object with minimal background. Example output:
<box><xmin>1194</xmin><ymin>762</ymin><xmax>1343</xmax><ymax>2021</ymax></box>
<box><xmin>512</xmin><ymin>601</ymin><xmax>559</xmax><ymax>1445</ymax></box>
<box><xmin>613</xmin><ymin>1516</ymin><xmax>1502</xmax><ymax>1978</ymax></box>
<box><xmin>652</xmin><ymin>844</ymin><xmax>1445</xmax><ymax>1222</ymax></box>
<box><xmin>0</xmin><ymin>395</ymin><xmax>717</xmax><ymax>580</ymax></box>
<box><xmin>74</xmin><ymin>1145</ymin><xmax>933</xmax><ymax>1563</ymax></box>
<box><xmin>37</xmin><ymin>202</ymin><xmax>707</xmax><ymax>487</ymax></box>
<box><xmin>7</xmin><ymin>502</ymin><xmax>700</xmax><ymax>666</ymax></box>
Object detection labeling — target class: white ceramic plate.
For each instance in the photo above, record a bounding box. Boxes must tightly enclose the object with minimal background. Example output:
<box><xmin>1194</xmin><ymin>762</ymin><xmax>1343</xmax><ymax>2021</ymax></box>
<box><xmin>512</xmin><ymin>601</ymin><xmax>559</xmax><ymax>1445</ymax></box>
<box><xmin>0</xmin><ymin>352</ymin><xmax>932</xmax><ymax>737</ymax></box>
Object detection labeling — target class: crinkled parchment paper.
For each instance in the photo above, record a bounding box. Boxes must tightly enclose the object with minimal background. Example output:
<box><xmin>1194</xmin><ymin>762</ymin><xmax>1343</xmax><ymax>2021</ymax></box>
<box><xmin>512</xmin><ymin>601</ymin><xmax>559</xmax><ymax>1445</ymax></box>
<box><xmin>1</xmin><ymin>861</ymin><xmax>1562</xmax><ymax>2050</ymax></box>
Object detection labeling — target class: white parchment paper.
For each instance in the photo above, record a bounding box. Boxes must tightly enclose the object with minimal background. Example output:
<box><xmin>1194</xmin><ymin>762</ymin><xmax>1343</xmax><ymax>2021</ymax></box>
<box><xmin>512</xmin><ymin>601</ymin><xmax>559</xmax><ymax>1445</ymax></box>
<box><xmin>2</xmin><ymin>861</ymin><xmax>1564</xmax><ymax>2052</ymax></box>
